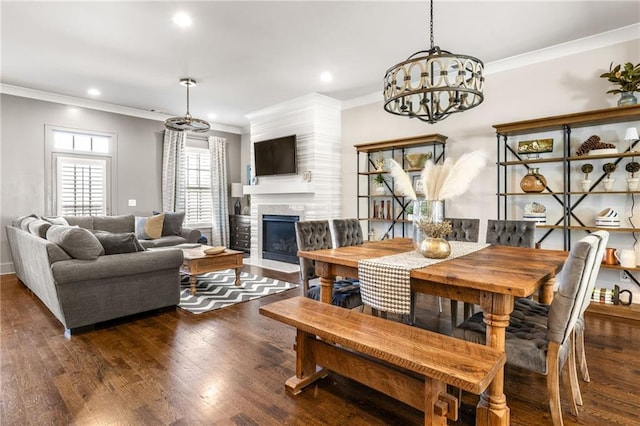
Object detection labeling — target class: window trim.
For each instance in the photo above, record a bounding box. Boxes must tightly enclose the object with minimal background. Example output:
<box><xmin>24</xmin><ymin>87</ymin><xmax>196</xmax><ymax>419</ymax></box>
<box><xmin>45</xmin><ymin>124</ymin><xmax>117</xmax><ymax>216</ymax></box>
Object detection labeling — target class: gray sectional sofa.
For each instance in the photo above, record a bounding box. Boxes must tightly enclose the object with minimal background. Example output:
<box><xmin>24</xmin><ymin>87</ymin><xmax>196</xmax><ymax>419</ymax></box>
<box><xmin>6</xmin><ymin>214</ymin><xmax>202</xmax><ymax>336</ymax></box>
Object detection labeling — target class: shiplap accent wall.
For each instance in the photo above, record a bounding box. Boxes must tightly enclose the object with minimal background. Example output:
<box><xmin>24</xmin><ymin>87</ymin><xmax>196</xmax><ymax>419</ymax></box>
<box><xmin>245</xmin><ymin>93</ymin><xmax>342</xmax><ymax>259</ymax></box>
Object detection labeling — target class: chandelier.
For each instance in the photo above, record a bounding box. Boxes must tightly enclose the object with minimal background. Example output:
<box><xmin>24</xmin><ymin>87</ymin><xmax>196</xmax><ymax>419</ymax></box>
<box><xmin>383</xmin><ymin>0</ymin><xmax>484</xmax><ymax>124</ymax></box>
<box><xmin>164</xmin><ymin>78</ymin><xmax>210</xmax><ymax>133</ymax></box>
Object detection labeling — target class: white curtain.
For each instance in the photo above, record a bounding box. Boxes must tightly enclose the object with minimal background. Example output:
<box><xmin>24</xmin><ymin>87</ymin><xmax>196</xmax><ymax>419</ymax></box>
<box><xmin>209</xmin><ymin>136</ymin><xmax>229</xmax><ymax>246</ymax></box>
<box><xmin>161</xmin><ymin>130</ymin><xmax>186</xmax><ymax>212</ymax></box>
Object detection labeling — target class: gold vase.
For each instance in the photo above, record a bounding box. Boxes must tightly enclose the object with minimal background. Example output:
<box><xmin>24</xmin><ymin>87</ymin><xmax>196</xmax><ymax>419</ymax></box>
<box><xmin>418</xmin><ymin>237</ymin><xmax>451</xmax><ymax>259</ymax></box>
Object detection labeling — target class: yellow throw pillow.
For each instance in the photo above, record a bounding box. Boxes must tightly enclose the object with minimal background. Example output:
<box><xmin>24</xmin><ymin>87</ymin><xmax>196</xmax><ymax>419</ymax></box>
<box><xmin>135</xmin><ymin>213</ymin><xmax>164</xmax><ymax>240</ymax></box>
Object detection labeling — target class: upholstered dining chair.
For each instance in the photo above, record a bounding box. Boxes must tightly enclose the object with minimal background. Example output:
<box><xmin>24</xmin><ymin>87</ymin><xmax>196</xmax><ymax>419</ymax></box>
<box><xmin>330</xmin><ymin>218</ymin><xmax>364</xmax><ymax>248</ymax></box>
<box><xmin>486</xmin><ymin>219</ymin><xmax>536</xmax><ymax>248</ymax></box>
<box><xmin>410</xmin><ymin>218</ymin><xmax>480</xmax><ymax>327</ymax></box>
<box><xmin>454</xmin><ymin>232</ymin><xmax>606</xmax><ymax>426</ymax></box>
<box><xmin>294</xmin><ymin>220</ymin><xmax>362</xmax><ymax>309</ymax></box>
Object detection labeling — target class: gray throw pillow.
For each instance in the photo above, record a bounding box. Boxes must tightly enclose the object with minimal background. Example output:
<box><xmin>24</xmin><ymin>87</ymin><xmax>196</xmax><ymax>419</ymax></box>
<box><xmin>153</xmin><ymin>210</ymin><xmax>185</xmax><ymax>236</ymax></box>
<box><xmin>46</xmin><ymin>225</ymin><xmax>105</xmax><ymax>260</ymax></box>
<box><xmin>28</xmin><ymin>219</ymin><xmax>53</xmax><ymax>239</ymax></box>
<box><xmin>93</xmin><ymin>231</ymin><xmax>146</xmax><ymax>255</ymax></box>
<box><xmin>43</xmin><ymin>216</ymin><xmax>70</xmax><ymax>226</ymax></box>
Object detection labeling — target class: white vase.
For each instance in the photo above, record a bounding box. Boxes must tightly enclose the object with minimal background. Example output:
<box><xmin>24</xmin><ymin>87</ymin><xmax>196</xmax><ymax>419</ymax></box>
<box><xmin>627</xmin><ymin>177</ymin><xmax>639</xmax><ymax>191</ymax></box>
<box><xmin>375</xmin><ymin>184</ymin><xmax>385</xmax><ymax>195</ymax></box>
<box><xmin>603</xmin><ymin>177</ymin><xmax>615</xmax><ymax>191</ymax></box>
<box><xmin>581</xmin><ymin>179</ymin><xmax>591</xmax><ymax>192</ymax></box>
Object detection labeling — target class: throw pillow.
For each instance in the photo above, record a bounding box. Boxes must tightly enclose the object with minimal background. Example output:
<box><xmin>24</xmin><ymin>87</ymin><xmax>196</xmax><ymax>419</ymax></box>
<box><xmin>14</xmin><ymin>214</ymin><xmax>39</xmax><ymax>229</ymax></box>
<box><xmin>46</xmin><ymin>225</ymin><xmax>105</xmax><ymax>260</ymax></box>
<box><xmin>135</xmin><ymin>213</ymin><xmax>165</xmax><ymax>240</ymax></box>
<box><xmin>28</xmin><ymin>219</ymin><xmax>53</xmax><ymax>239</ymax></box>
<box><xmin>152</xmin><ymin>210</ymin><xmax>185</xmax><ymax>236</ymax></box>
<box><xmin>93</xmin><ymin>215</ymin><xmax>135</xmax><ymax>233</ymax></box>
<box><xmin>43</xmin><ymin>216</ymin><xmax>70</xmax><ymax>226</ymax></box>
<box><xmin>93</xmin><ymin>231</ymin><xmax>146</xmax><ymax>255</ymax></box>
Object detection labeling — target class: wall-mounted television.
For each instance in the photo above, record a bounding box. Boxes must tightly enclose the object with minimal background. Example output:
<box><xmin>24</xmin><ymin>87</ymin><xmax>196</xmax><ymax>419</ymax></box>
<box><xmin>253</xmin><ymin>135</ymin><xmax>297</xmax><ymax>177</ymax></box>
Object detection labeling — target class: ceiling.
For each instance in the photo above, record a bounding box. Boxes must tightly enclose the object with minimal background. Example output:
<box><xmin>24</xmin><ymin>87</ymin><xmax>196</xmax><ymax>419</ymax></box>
<box><xmin>2</xmin><ymin>1</ymin><xmax>639</xmax><ymax>131</ymax></box>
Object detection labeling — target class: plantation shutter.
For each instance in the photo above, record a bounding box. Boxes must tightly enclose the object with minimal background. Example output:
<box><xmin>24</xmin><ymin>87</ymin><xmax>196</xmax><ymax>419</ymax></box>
<box><xmin>184</xmin><ymin>148</ymin><xmax>212</xmax><ymax>227</ymax></box>
<box><xmin>56</xmin><ymin>156</ymin><xmax>107</xmax><ymax>216</ymax></box>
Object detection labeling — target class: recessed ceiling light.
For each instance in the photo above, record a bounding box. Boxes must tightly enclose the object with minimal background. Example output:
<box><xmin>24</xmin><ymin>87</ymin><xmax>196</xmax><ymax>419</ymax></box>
<box><xmin>207</xmin><ymin>113</ymin><xmax>217</xmax><ymax>120</ymax></box>
<box><xmin>87</xmin><ymin>88</ymin><xmax>101</xmax><ymax>96</ymax></box>
<box><xmin>173</xmin><ymin>12</ymin><xmax>192</xmax><ymax>27</ymax></box>
<box><xmin>320</xmin><ymin>72</ymin><xmax>333</xmax><ymax>82</ymax></box>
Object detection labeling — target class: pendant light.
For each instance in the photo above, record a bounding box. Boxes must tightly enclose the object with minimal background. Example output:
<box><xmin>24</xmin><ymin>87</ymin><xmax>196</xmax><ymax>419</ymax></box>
<box><xmin>164</xmin><ymin>78</ymin><xmax>210</xmax><ymax>133</ymax></box>
<box><xmin>383</xmin><ymin>0</ymin><xmax>484</xmax><ymax>124</ymax></box>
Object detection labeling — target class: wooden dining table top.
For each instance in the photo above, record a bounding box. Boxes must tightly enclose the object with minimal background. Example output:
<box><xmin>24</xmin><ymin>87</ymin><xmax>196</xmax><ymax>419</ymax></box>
<box><xmin>297</xmin><ymin>238</ymin><xmax>568</xmax><ymax>299</ymax></box>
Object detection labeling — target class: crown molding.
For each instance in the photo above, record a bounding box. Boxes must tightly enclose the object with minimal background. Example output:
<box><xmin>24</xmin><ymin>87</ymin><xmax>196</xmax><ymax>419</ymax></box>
<box><xmin>342</xmin><ymin>23</ymin><xmax>640</xmax><ymax>111</ymax></box>
<box><xmin>0</xmin><ymin>84</ymin><xmax>243</xmax><ymax>135</ymax></box>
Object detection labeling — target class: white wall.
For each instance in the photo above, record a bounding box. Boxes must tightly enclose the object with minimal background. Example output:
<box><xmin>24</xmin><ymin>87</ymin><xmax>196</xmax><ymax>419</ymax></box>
<box><xmin>341</xmin><ymin>38</ymin><xmax>640</xmax><ymax>302</ymax></box>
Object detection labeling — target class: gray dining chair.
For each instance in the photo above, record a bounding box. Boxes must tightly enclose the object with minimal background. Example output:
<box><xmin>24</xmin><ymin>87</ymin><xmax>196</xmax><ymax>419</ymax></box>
<box><xmin>330</xmin><ymin>218</ymin><xmax>364</xmax><ymax>248</ymax></box>
<box><xmin>454</xmin><ymin>232</ymin><xmax>606</xmax><ymax>426</ymax></box>
<box><xmin>486</xmin><ymin>219</ymin><xmax>536</xmax><ymax>248</ymax></box>
<box><xmin>294</xmin><ymin>220</ymin><xmax>362</xmax><ymax>309</ymax></box>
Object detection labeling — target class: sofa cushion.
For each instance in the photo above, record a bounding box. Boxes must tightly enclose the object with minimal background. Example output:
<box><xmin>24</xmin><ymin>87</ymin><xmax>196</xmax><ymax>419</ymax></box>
<box><xmin>14</xmin><ymin>214</ymin><xmax>39</xmax><ymax>228</ymax></box>
<box><xmin>135</xmin><ymin>213</ymin><xmax>165</xmax><ymax>240</ymax></box>
<box><xmin>153</xmin><ymin>211</ymin><xmax>185</xmax><ymax>236</ymax></box>
<box><xmin>93</xmin><ymin>215</ymin><xmax>135</xmax><ymax>233</ymax></box>
<box><xmin>19</xmin><ymin>216</ymin><xmax>39</xmax><ymax>231</ymax></box>
<box><xmin>28</xmin><ymin>218</ymin><xmax>53</xmax><ymax>239</ymax></box>
<box><xmin>64</xmin><ymin>216</ymin><xmax>94</xmax><ymax>230</ymax></box>
<box><xmin>46</xmin><ymin>225</ymin><xmax>105</xmax><ymax>260</ymax></box>
<box><xmin>43</xmin><ymin>216</ymin><xmax>70</xmax><ymax>226</ymax></box>
<box><xmin>93</xmin><ymin>231</ymin><xmax>146</xmax><ymax>255</ymax></box>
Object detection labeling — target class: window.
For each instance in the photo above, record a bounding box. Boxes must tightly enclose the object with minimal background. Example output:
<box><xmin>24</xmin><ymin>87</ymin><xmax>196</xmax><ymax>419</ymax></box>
<box><xmin>184</xmin><ymin>147</ymin><xmax>212</xmax><ymax>227</ymax></box>
<box><xmin>45</xmin><ymin>125</ymin><xmax>116</xmax><ymax>216</ymax></box>
<box><xmin>56</xmin><ymin>156</ymin><xmax>107</xmax><ymax>215</ymax></box>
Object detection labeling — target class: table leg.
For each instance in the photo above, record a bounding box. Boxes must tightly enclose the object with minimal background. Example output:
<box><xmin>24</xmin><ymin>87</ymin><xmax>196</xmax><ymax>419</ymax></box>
<box><xmin>189</xmin><ymin>275</ymin><xmax>197</xmax><ymax>296</ymax></box>
<box><xmin>234</xmin><ymin>267</ymin><xmax>241</xmax><ymax>286</ymax></box>
<box><xmin>476</xmin><ymin>293</ymin><xmax>513</xmax><ymax>426</ymax></box>
<box><xmin>316</xmin><ymin>261</ymin><xmax>335</xmax><ymax>305</ymax></box>
<box><xmin>539</xmin><ymin>276</ymin><xmax>556</xmax><ymax>304</ymax></box>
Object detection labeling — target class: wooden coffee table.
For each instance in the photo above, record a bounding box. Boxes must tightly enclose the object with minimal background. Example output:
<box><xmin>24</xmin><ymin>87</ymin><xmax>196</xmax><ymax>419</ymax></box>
<box><xmin>180</xmin><ymin>246</ymin><xmax>244</xmax><ymax>296</ymax></box>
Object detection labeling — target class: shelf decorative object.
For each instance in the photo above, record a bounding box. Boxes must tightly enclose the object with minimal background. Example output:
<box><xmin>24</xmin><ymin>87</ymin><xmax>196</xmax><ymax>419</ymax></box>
<box><xmin>602</xmin><ymin>163</ymin><xmax>617</xmax><ymax>191</ymax></box>
<box><xmin>599</xmin><ymin>61</ymin><xmax>640</xmax><ymax>106</ymax></box>
<box><xmin>523</xmin><ymin>201</ymin><xmax>546</xmax><ymax>224</ymax></box>
<box><xmin>581</xmin><ymin>163</ymin><xmax>594</xmax><ymax>192</ymax></box>
<box><xmin>625</xmin><ymin>161</ymin><xmax>640</xmax><ymax>191</ymax></box>
<box><xmin>374</xmin><ymin>155</ymin><xmax>386</xmax><ymax>172</ymax></box>
<box><xmin>405</xmin><ymin>152</ymin><xmax>431</xmax><ymax>169</ymax></box>
<box><xmin>386</xmin><ymin>150</ymin><xmax>487</xmax><ymax>257</ymax></box>
<box><xmin>520</xmin><ymin>167</ymin><xmax>547</xmax><ymax>193</ymax></box>
<box><xmin>576</xmin><ymin>134</ymin><xmax>616</xmax><ymax>156</ymax></box>
<box><xmin>374</xmin><ymin>173</ymin><xmax>386</xmax><ymax>194</ymax></box>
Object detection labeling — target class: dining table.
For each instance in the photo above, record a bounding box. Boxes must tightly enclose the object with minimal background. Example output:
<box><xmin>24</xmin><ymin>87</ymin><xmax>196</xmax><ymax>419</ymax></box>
<box><xmin>297</xmin><ymin>237</ymin><xmax>568</xmax><ymax>426</ymax></box>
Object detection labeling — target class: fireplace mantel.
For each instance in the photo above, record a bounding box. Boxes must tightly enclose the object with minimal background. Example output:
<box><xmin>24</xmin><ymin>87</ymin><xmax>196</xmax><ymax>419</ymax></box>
<box><xmin>243</xmin><ymin>182</ymin><xmax>315</xmax><ymax>195</ymax></box>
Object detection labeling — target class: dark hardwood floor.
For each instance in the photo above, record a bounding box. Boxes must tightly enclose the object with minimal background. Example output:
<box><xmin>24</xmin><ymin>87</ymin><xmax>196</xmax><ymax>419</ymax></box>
<box><xmin>1</xmin><ymin>266</ymin><xmax>639</xmax><ymax>425</ymax></box>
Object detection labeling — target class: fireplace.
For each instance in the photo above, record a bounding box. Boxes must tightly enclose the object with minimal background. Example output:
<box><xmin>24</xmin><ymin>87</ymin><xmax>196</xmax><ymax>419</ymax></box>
<box><xmin>262</xmin><ymin>214</ymin><xmax>300</xmax><ymax>264</ymax></box>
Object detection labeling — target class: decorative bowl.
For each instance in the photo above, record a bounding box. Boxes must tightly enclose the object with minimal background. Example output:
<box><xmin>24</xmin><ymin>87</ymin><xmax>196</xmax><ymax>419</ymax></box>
<box><xmin>405</xmin><ymin>152</ymin><xmax>432</xmax><ymax>168</ymax></box>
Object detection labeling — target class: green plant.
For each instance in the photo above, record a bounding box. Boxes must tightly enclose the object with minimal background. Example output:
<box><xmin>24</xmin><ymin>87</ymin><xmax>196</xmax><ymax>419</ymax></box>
<box><xmin>603</xmin><ymin>162</ymin><xmax>617</xmax><ymax>178</ymax></box>
<box><xmin>600</xmin><ymin>62</ymin><xmax>640</xmax><ymax>94</ymax></box>
<box><xmin>625</xmin><ymin>161</ymin><xmax>640</xmax><ymax>178</ymax></box>
<box><xmin>374</xmin><ymin>173</ymin><xmax>385</xmax><ymax>184</ymax></box>
<box><xmin>581</xmin><ymin>163</ymin><xmax>593</xmax><ymax>180</ymax></box>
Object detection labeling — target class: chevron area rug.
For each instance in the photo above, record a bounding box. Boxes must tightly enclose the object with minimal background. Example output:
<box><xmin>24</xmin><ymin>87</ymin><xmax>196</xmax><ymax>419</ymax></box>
<box><xmin>178</xmin><ymin>269</ymin><xmax>298</xmax><ymax>314</ymax></box>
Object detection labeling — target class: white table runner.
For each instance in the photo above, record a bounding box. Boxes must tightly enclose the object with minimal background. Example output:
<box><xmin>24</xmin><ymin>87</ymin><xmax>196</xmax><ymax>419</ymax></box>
<box><xmin>358</xmin><ymin>241</ymin><xmax>490</xmax><ymax>315</ymax></box>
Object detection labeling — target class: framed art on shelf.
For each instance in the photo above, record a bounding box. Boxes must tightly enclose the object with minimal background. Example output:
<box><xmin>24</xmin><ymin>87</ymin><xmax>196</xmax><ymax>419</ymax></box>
<box><xmin>412</xmin><ymin>175</ymin><xmax>424</xmax><ymax>195</ymax></box>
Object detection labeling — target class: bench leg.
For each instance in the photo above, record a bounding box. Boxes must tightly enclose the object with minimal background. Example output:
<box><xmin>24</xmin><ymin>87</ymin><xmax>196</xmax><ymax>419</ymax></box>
<box><xmin>424</xmin><ymin>379</ymin><xmax>457</xmax><ymax>426</ymax></box>
<box><xmin>285</xmin><ymin>329</ymin><xmax>327</xmax><ymax>395</ymax></box>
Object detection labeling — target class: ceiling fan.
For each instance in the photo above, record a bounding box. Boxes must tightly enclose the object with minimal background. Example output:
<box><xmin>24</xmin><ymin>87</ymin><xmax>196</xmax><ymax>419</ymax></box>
<box><xmin>164</xmin><ymin>78</ymin><xmax>210</xmax><ymax>133</ymax></box>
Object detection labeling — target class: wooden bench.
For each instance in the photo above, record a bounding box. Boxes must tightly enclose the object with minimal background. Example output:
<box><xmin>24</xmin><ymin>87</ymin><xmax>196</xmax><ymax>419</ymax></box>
<box><xmin>259</xmin><ymin>296</ymin><xmax>506</xmax><ymax>426</ymax></box>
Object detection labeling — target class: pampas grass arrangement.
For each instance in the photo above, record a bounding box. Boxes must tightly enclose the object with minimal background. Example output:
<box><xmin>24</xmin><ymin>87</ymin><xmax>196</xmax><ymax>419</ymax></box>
<box><xmin>386</xmin><ymin>149</ymin><xmax>488</xmax><ymax>201</ymax></box>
